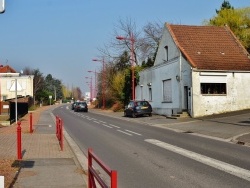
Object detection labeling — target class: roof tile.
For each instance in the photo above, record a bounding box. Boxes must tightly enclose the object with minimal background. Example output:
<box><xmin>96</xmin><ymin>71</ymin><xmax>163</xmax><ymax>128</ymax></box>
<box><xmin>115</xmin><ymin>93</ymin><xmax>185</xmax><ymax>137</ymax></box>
<box><xmin>167</xmin><ymin>24</ymin><xmax>250</xmax><ymax>71</ymax></box>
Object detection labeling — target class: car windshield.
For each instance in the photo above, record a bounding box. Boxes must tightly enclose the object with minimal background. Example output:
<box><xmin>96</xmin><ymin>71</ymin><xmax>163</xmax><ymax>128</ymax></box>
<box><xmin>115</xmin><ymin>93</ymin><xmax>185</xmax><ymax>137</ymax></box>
<box><xmin>136</xmin><ymin>101</ymin><xmax>149</xmax><ymax>106</ymax></box>
<box><xmin>79</xmin><ymin>102</ymin><xmax>87</xmax><ymax>105</ymax></box>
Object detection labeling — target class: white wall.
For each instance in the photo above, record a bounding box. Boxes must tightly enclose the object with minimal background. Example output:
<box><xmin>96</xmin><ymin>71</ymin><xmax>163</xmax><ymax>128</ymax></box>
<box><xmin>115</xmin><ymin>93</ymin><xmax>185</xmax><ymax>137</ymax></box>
<box><xmin>192</xmin><ymin>71</ymin><xmax>250</xmax><ymax>117</ymax></box>
<box><xmin>137</xmin><ymin>25</ymin><xmax>192</xmax><ymax>116</ymax></box>
<box><xmin>0</xmin><ymin>75</ymin><xmax>34</xmax><ymax>100</ymax></box>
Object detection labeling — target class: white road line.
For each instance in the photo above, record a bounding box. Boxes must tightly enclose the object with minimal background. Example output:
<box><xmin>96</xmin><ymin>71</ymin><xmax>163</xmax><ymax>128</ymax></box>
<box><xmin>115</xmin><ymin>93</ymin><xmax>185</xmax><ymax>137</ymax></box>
<box><xmin>93</xmin><ymin>121</ymin><xmax>100</xmax><ymax>124</ymax></box>
<box><xmin>125</xmin><ymin>129</ymin><xmax>141</xmax><ymax>136</ymax></box>
<box><xmin>102</xmin><ymin>124</ymin><xmax>113</xmax><ymax>128</ymax></box>
<box><xmin>109</xmin><ymin>124</ymin><xmax>120</xmax><ymax>128</ymax></box>
<box><xmin>117</xmin><ymin>130</ymin><xmax>132</xmax><ymax>136</ymax></box>
<box><xmin>99</xmin><ymin>121</ymin><xmax>106</xmax><ymax>123</ymax></box>
<box><xmin>145</xmin><ymin>139</ymin><xmax>250</xmax><ymax>182</ymax></box>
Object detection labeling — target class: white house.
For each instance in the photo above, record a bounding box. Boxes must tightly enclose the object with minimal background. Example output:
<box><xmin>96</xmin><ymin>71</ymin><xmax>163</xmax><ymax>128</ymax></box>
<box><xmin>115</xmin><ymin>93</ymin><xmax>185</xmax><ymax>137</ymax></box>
<box><xmin>136</xmin><ymin>23</ymin><xmax>250</xmax><ymax>118</ymax></box>
<box><xmin>0</xmin><ymin>65</ymin><xmax>34</xmax><ymax>100</ymax></box>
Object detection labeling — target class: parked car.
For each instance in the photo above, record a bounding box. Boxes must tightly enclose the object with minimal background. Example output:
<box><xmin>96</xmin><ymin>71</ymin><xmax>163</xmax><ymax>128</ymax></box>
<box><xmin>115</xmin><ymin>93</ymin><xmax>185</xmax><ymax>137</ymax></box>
<box><xmin>124</xmin><ymin>100</ymin><xmax>152</xmax><ymax>118</ymax></box>
<box><xmin>74</xmin><ymin>101</ymin><xmax>88</xmax><ymax>112</ymax></box>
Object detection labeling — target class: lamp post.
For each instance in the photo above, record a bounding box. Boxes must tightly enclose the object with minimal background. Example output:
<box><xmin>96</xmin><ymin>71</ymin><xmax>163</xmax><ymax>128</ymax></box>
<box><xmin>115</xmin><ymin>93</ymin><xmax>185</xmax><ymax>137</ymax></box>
<box><xmin>116</xmin><ymin>33</ymin><xmax>136</xmax><ymax>101</ymax></box>
<box><xmin>15</xmin><ymin>78</ymin><xmax>17</xmax><ymax>123</ymax></box>
<box><xmin>88</xmin><ymin>70</ymin><xmax>97</xmax><ymax>99</ymax></box>
<box><xmin>85</xmin><ymin>77</ymin><xmax>93</xmax><ymax>102</ymax></box>
<box><xmin>92</xmin><ymin>58</ymin><xmax>106</xmax><ymax>109</ymax></box>
<box><xmin>85</xmin><ymin>82</ymin><xmax>91</xmax><ymax>102</ymax></box>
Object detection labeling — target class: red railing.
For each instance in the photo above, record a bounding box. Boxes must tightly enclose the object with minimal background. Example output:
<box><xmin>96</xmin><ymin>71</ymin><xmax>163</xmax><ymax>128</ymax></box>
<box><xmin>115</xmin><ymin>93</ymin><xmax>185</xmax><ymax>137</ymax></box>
<box><xmin>56</xmin><ymin>116</ymin><xmax>64</xmax><ymax>151</ymax></box>
<box><xmin>88</xmin><ymin>148</ymin><xmax>117</xmax><ymax>188</ymax></box>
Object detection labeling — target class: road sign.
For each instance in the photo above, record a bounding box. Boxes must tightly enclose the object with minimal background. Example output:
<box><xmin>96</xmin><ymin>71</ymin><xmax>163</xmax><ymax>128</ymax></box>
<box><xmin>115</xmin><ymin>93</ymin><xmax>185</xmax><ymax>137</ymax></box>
<box><xmin>0</xmin><ymin>0</ymin><xmax>5</xmax><ymax>14</ymax></box>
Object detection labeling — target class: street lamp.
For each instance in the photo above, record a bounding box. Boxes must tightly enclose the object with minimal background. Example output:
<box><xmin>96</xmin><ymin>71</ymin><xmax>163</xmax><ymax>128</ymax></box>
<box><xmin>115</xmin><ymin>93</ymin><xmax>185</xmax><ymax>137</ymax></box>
<box><xmin>85</xmin><ymin>81</ymin><xmax>91</xmax><ymax>103</ymax></box>
<box><xmin>85</xmin><ymin>76</ymin><xmax>93</xmax><ymax>102</ymax></box>
<box><xmin>88</xmin><ymin>70</ymin><xmax>97</xmax><ymax>99</ymax></box>
<box><xmin>92</xmin><ymin>58</ymin><xmax>106</xmax><ymax>109</ymax></box>
<box><xmin>116</xmin><ymin>33</ymin><xmax>136</xmax><ymax>101</ymax></box>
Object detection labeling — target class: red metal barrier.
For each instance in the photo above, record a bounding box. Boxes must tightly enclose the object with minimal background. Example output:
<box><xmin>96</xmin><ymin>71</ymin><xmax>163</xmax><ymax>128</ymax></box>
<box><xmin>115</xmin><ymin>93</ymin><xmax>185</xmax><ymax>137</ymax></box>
<box><xmin>17</xmin><ymin>121</ymin><xmax>22</xmax><ymax>160</ymax></box>
<box><xmin>56</xmin><ymin>116</ymin><xmax>63</xmax><ymax>151</ymax></box>
<box><xmin>29</xmin><ymin>113</ymin><xmax>33</xmax><ymax>133</ymax></box>
<box><xmin>88</xmin><ymin>148</ymin><xmax>117</xmax><ymax>188</ymax></box>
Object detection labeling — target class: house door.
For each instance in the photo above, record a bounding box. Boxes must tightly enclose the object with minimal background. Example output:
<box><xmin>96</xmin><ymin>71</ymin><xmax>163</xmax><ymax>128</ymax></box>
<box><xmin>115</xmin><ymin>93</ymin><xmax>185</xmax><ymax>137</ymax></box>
<box><xmin>183</xmin><ymin>86</ymin><xmax>188</xmax><ymax>110</ymax></box>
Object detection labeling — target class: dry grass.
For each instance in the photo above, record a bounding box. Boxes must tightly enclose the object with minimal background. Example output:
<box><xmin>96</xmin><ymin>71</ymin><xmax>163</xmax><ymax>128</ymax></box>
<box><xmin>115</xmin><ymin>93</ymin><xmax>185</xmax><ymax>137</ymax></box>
<box><xmin>0</xmin><ymin>115</ymin><xmax>9</xmax><ymax>121</ymax></box>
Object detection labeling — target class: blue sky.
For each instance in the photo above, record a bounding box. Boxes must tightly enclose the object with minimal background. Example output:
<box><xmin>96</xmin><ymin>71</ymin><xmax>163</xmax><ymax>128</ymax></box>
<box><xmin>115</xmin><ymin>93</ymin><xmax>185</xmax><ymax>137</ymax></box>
<box><xmin>0</xmin><ymin>0</ymin><xmax>249</xmax><ymax>94</ymax></box>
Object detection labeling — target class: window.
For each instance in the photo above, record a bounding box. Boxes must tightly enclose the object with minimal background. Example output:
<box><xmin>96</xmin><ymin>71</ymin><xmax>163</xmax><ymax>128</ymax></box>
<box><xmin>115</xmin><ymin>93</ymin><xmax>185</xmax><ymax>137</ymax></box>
<box><xmin>164</xmin><ymin>45</ymin><xmax>168</xmax><ymax>61</ymax></box>
<box><xmin>149</xmin><ymin>88</ymin><xmax>152</xmax><ymax>101</ymax></box>
<box><xmin>201</xmin><ymin>83</ymin><xmax>226</xmax><ymax>94</ymax></box>
<box><xmin>163</xmin><ymin>79</ymin><xmax>172</xmax><ymax>102</ymax></box>
<box><xmin>2</xmin><ymin>95</ymin><xmax>7</xmax><ymax>101</ymax></box>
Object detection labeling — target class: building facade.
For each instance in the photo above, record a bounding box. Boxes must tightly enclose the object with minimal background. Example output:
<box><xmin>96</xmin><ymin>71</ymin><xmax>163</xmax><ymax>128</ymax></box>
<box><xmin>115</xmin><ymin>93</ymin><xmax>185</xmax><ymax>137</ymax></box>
<box><xmin>136</xmin><ymin>24</ymin><xmax>250</xmax><ymax>117</ymax></box>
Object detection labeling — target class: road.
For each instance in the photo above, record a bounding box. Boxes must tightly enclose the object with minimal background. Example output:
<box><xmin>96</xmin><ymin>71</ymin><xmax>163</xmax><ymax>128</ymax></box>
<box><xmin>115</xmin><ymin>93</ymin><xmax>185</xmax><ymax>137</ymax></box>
<box><xmin>53</xmin><ymin>105</ymin><xmax>250</xmax><ymax>188</ymax></box>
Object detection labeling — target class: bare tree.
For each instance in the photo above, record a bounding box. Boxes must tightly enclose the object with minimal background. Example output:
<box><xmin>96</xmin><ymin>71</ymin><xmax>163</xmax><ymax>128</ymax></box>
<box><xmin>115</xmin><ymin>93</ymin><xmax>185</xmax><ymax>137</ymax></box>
<box><xmin>141</xmin><ymin>21</ymin><xmax>163</xmax><ymax>60</ymax></box>
<box><xmin>22</xmin><ymin>67</ymin><xmax>45</xmax><ymax>105</ymax></box>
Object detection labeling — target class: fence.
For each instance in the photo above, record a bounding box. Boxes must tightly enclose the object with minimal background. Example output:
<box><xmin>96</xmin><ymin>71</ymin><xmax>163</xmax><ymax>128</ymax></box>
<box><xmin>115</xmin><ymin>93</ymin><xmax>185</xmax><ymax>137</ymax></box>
<box><xmin>88</xmin><ymin>148</ymin><xmax>117</xmax><ymax>188</ymax></box>
<box><xmin>56</xmin><ymin>116</ymin><xmax>63</xmax><ymax>151</ymax></box>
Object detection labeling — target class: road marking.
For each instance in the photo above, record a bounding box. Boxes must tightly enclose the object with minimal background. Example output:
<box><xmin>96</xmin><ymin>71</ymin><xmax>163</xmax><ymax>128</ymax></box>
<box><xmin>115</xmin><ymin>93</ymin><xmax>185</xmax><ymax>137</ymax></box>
<box><xmin>117</xmin><ymin>130</ymin><xmax>132</xmax><ymax>136</ymax></box>
<box><xmin>109</xmin><ymin>124</ymin><xmax>120</xmax><ymax>128</ymax></box>
<box><xmin>101</xmin><ymin>124</ymin><xmax>113</xmax><ymax>128</ymax></box>
<box><xmin>145</xmin><ymin>139</ymin><xmax>250</xmax><ymax>182</ymax></box>
<box><xmin>125</xmin><ymin>129</ymin><xmax>141</xmax><ymax>136</ymax></box>
<box><xmin>99</xmin><ymin>120</ymin><xmax>106</xmax><ymax>123</ymax></box>
<box><xmin>93</xmin><ymin>121</ymin><xmax>100</xmax><ymax>124</ymax></box>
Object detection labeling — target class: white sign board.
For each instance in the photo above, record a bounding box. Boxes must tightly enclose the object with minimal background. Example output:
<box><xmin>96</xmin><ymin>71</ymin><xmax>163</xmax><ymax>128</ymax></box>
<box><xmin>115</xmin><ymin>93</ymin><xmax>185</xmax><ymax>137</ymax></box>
<box><xmin>3</xmin><ymin>105</ymin><xmax>9</xmax><ymax>109</ymax></box>
<box><xmin>0</xmin><ymin>0</ymin><xmax>5</xmax><ymax>13</ymax></box>
<box><xmin>0</xmin><ymin>176</ymin><xmax>4</xmax><ymax>188</ymax></box>
<box><xmin>49</xmin><ymin>95</ymin><xmax>52</xmax><ymax>99</ymax></box>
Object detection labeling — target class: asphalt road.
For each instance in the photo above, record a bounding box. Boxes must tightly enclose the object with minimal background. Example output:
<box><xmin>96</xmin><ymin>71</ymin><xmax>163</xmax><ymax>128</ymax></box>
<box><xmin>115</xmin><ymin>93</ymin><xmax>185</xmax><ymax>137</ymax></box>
<box><xmin>53</xmin><ymin>105</ymin><xmax>250</xmax><ymax>188</ymax></box>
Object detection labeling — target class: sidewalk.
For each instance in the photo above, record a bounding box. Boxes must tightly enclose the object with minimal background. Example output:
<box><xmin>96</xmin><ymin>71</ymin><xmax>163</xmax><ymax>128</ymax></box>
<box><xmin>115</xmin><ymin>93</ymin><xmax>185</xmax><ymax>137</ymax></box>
<box><xmin>0</xmin><ymin>105</ymin><xmax>87</xmax><ymax>188</ymax></box>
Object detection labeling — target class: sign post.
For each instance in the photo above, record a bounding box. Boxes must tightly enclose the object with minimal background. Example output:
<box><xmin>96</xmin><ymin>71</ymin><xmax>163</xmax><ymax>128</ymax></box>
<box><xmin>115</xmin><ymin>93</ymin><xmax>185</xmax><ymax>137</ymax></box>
<box><xmin>49</xmin><ymin>95</ymin><xmax>52</xmax><ymax>105</ymax></box>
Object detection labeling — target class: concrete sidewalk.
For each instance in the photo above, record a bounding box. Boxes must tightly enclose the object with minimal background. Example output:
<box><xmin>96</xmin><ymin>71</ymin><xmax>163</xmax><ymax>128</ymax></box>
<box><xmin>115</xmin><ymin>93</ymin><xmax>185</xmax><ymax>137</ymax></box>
<box><xmin>0</xmin><ymin>106</ymin><xmax>87</xmax><ymax>188</ymax></box>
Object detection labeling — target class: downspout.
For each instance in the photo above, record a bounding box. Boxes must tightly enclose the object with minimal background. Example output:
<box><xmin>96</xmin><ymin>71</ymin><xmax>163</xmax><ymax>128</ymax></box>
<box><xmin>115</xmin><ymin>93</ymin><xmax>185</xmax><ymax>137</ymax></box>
<box><xmin>191</xmin><ymin>67</ymin><xmax>194</xmax><ymax>117</ymax></box>
<box><xmin>179</xmin><ymin>52</ymin><xmax>182</xmax><ymax>112</ymax></box>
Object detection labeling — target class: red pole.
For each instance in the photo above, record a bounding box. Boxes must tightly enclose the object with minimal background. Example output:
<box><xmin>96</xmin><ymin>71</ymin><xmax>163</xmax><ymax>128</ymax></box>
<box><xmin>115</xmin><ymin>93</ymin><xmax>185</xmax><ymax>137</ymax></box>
<box><xmin>60</xmin><ymin>119</ymin><xmax>63</xmax><ymax>151</ymax></box>
<box><xmin>88</xmin><ymin>148</ymin><xmax>93</xmax><ymax>188</ymax></box>
<box><xmin>29</xmin><ymin>113</ymin><xmax>33</xmax><ymax>133</ymax></box>
<box><xmin>111</xmin><ymin>171</ymin><xmax>118</xmax><ymax>188</ymax></box>
<box><xmin>102</xmin><ymin>58</ymin><xmax>106</xmax><ymax>109</ymax></box>
<box><xmin>56</xmin><ymin>116</ymin><xmax>59</xmax><ymax>139</ymax></box>
<box><xmin>131</xmin><ymin>33</ymin><xmax>135</xmax><ymax>101</ymax></box>
<box><xmin>17</xmin><ymin>121</ymin><xmax>22</xmax><ymax>160</ymax></box>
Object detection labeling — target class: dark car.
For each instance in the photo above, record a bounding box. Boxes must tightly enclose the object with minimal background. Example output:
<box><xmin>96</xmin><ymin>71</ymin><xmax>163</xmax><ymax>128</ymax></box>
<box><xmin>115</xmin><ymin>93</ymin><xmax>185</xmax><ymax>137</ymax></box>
<box><xmin>74</xmin><ymin>101</ymin><xmax>88</xmax><ymax>112</ymax></box>
<box><xmin>124</xmin><ymin>100</ymin><xmax>152</xmax><ymax>118</ymax></box>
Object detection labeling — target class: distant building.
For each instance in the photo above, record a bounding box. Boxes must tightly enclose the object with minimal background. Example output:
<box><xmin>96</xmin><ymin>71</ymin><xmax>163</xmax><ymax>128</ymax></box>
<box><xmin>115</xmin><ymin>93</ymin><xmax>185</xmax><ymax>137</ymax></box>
<box><xmin>85</xmin><ymin>92</ymin><xmax>90</xmax><ymax>103</ymax></box>
<box><xmin>0</xmin><ymin>65</ymin><xmax>34</xmax><ymax>101</ymax></box>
